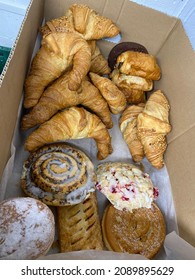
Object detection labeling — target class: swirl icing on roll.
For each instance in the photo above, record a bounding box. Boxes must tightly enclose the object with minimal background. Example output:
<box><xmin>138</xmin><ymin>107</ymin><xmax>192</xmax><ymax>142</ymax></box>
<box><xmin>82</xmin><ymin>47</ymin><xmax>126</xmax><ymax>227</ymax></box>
<box><xmin>21</xmin><ymin>143</ymin><xmax>96</xmax><ymax>206</ymax></box>
<box><xmin>96</xmin><ymin>162</ymin><xmax>158</xmax><ymax>212</ymax></box>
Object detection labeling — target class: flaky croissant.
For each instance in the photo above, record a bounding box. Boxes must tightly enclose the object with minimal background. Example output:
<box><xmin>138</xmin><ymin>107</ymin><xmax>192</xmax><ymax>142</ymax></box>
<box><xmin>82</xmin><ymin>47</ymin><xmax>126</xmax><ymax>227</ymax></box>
<box><xmin>116</xmin><ymin>51</ymin><xmax>161</xmax><ymax>80</ymax></box>
<box><xmin>40</xmin><ymin>15</ymin><xmax>76</xmax><ymax>36</ymax></box>
<box><xmin>120</xmin><ymin>104</ymin><xmax>145</xmax><ymax>162</ymax></box>
<box><xmin>137</xmin><ymin>90</ymin><xmax>171</xmax><ymax>169</ymax></box>
<box><xmin>24</xmin><ymin>106</ymin><xmax>113</xmax><ymax>160</ymax></box>
<box><xmin>88</xmin><ymin>40</ymin><xmax>111</xmax><ymax>75</ymax></box>
<box><xmin>24</xmin><ymin>32</ymin><xmax>91</xmax><ymax>108</ymax></box>
<box><xmin>22</xmin><ymin>72</ymin><xmax>112</xmax><ymax>130</ymax></box>
<box><xmin>89</xmin><ymin>72</ymin><xmax>127</xmax><ymax>114</ymax></box>
<box><xmin>66</xmin><ymin>4</ymin><xmax>120</xmax><ymax>40</ymax></box>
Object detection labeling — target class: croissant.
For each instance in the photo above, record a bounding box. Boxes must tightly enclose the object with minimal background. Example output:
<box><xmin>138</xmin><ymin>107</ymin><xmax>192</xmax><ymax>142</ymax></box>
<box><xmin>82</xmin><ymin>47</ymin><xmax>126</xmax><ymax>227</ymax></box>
<box><xmin>66</xmin><ymin>4</ymin><xmax>120</xmax><ymax>40</ymax></box>
<box><xmin>40</xmin><ymin>15</ymin><xmax>76</xmax><ymax>36</ymax></box>
<box><xmin>24</xmin><ymin>32</ymin><xmax>91</xmax><ymax>108</ymax></box>
<box><xmin>116</xmin><ymin>51</ymin><xmax>161</xmax><ymax>80</ymax></box>
<box><xmin>21</xmin><ymin>72</ymin><xmax>112</xmax><ymax>130</ymax></box>
<box><xmin>24</xmin><ymin>106</ymin><xmax>113</xmax><ymax>160</ymax></box>
<box><xmin>120</xmin><ymin>104</ymin><xmax>145</xmax><ymax>162</ymax></box>
<box><xmin>88</xmin><ymin>40</ymin><xmax>111</xmax><ymax>75</ymax></box>
<box><xmin>89</xmin><ymin>72</ymin><xmax>127</xmax><ymax>114</ymax></box>
<box><xmin>137</xmin><ymin>90</ymin><xmax>172</xmax><ymax>169</ymax></box>
<box><xmin>78</xmin><ymin>79</ymin><xmax>113</xmax><ymax>128</ymax></box>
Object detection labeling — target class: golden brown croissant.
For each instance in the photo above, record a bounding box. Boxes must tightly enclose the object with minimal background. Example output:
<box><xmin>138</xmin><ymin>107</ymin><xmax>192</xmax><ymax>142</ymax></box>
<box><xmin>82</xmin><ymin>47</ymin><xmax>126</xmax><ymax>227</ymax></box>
<box><xmin>40</xmin><ymin>15</ymin><xmax>76</xmax><ymax>36</ymax></box>
<box><xmin>24</xmin><ymin>106</ymin><xmax>113</xmax><ymax>160</ymax></box>
<box><xmin>88</xmin><ymin>40</ymin><xmax>111</xmax><ymax>75</ymax></box>
<box><xmin>22</xmin><ymin>72</ymin><xmax>112</xmax><ymax>130</ymax></box>
<box><xmin>120</xmin><ymin>104</ymin><xmax>145</xmax><ymax>162</ymax></box>
<box><xmin>89</xmin><ymin>72</ymin><xmax>127</xmax><ymax>114</ymax></box>
<box><xmin>78</xmin><ymin>79</ymin><xmax>113</xmax><ymax>128</ymax></box>
<box><xmin>116</xmin><ymin>51</ymin><xmax>161</xmax><ymax>80</ymax></box>
<box><xmin>24</xmin><ymin>32</ymin><xmax>91</xmax><ymax>108</ymax></box>
<box><xmin>66</xmin><ymin>4</ymin><xmax>120</xmax><ymax>40</ymax></box>
<box><xmin>137</xmin><ymin>90</ymin><xmax>171</xmax><ymax>169</ymax></box>
<box><xmin>57</xmin><ymin>192</ymin><xmax>103</xmax><ymax>252</ymax></box>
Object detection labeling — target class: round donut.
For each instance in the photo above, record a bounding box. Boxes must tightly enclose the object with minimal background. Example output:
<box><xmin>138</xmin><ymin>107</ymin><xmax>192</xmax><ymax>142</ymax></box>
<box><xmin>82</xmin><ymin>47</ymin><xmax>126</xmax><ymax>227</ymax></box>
<box><xmin>0</xmin><ymin>197</ymin><xmax>55</xmax><ymax>260</ymax></box>
<box><xmin>21</xmin><ymin>143</ymin><xmax>96</xmax><ymax>206</ymax></box>
<box><xmin>102</xmin><ymin>203</ymin><xmax>166</xmax><ymax>259</ymax></box>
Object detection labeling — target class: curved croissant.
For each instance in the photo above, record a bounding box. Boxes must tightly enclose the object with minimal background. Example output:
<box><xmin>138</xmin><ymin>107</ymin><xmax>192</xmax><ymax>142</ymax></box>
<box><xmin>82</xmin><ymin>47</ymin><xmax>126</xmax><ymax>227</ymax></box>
<box><xmin>66</xmin><ymin>4</ymin><xmax>120</xmax><ymax>40</ymax></box>
<box><xmin>120</xmin><ymin>104</ymin><xmax>145</xmax><ymax>162</ymax></box>
<box><xmin>137</xmin><ymin>90</ymin><xmax>171</xmax><ymax>169</ymax></box>
<box><xmin>22</xmin><ymin>72</ymin><xmax>112</xmax><ymax>130</ymax></box>
<box><xmin>24</xmin><ymin>32</ymin><xmax>91</xmax><ymax>108</ymax></box>
<box><xmin>24</xmin><ymin>106</ymin><xmax>113</xmax><ymax>160</ymax></box>
<box><xmin>89</xmin><ymin>72</ymin><xmax>127</xmax><ymax>114</ymax></box>
<box><xmin>88</xmin><ymin>41</ymin><xmax>111</xmax><ymax>75</ymax></box>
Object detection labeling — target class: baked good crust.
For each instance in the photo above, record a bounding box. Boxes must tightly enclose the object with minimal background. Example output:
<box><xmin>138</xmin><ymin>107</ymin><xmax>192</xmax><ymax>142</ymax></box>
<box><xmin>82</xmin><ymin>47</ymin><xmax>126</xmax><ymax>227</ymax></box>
<box><xmin>57</xmin><ymin>192</ymin><xmax>103</xmax><ymax>252</ymax></box>
<box><xmin>21</xmin><ymin>143</ymin><xmax>96</xmax><ymax>206</ymax></box>
<box><xmin>0</xmin><ymin>197</ymin><xmax>55</xmax><ymax>260</ymax></box>
<box><xmin>102</xmin><ymin>203</ymin><xmax>166</xmax><ymax>259</ymax></box>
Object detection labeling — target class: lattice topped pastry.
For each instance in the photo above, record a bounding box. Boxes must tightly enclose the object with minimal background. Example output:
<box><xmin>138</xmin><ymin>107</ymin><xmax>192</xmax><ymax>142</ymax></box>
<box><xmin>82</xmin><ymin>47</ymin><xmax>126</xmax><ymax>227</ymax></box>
<box><xmin>21</xmin><ymin>143</ymin><xmax>96</xmax><ymax>206</ymax></box>
<box><xmin>102</xmin><ymin>203</ymin><xmax>166</xmax><ymax>259</ymax></box>
<box><xmin>57</xmin><ymin>192</ymin><xmax>103</xmax><ymax>252</ymax></box>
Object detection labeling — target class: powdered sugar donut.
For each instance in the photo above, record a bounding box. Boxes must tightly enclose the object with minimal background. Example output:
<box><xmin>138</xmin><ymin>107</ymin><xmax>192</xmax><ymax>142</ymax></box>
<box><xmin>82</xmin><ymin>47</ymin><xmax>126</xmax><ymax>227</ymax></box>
<box><xmin>0</xmin><ymin>197</ymin><xmax>55</xmax><ymax>260</ymax></box>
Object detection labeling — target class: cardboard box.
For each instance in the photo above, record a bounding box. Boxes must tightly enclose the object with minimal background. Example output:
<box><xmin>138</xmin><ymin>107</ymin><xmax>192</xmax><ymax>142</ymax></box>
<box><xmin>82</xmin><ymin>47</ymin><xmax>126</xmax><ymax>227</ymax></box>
<box><xmin>0</xmin><ymin>0</ymin><xmax>195</xmax><ymax>251</ymax></box>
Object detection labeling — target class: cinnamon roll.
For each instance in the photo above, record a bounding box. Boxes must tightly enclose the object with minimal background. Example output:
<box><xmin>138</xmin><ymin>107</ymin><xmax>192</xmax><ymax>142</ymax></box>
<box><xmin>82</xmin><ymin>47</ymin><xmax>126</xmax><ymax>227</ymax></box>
<box><xmin>102</xmin><ymin>203</ymin><xmax>166</xmax><ymax>259</ymax></box>
<box><xmin>21</xmin><ymin>143</ymin><xmax>96</xmax><ymax>206</ymax></box>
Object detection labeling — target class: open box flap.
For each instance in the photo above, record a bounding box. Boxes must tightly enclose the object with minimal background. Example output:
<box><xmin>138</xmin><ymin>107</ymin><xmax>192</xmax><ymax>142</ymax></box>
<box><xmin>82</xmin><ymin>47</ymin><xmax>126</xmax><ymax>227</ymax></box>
<box><xmin>156</xmin><ymin>20</ymin><xmax>195</xmax><ymax>245</ymax></box>
<box><xmin>0</xmin><ymin>0</ymin><xmax>45</xmax><ymax>178</ymax></box>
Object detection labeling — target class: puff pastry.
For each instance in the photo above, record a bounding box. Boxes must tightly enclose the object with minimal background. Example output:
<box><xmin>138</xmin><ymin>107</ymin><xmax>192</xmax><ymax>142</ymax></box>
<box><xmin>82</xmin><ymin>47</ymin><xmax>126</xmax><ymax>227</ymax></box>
<box><xmin>66</xmin><ymin>4</ymin><xmax>120</xmax><ymax>40</ymax></box>
<box><xmin>110</xmin><ymin>69</ymin><xmax>149</xmax><ymax>104</ymax></box>
<box><xmin>120</xmin><ymin>104</ymin><xmax>145</xmax><ymax>162</ymax></box>
<box><xmin>88</xmin><ymin>40</ymin><xmax>111</xmax><ymax>75</ymax></box>
<box><xmin>137</xmin><ymin>90</ymin><xmax>171</xmax><ymax>169</ymax></box>
<box><xmin>57</xmin><ymin>192</ymin><xmax>103</xmax><ymax>252</ymax></box>
<box><xmin>24</xmin><ymin>106</ymin><xmax>113</xmax><ymax>160</ymax></box>
<box><xmin>102</xmin><ymin>203</ymin><xmax>166</xmax><ymax>259</ymax></box>
<box><xmin>89</xmin><ymin>72</ymin><xmax>127</xmax><ymax>114</ymax></box>
<box><xmin>22</xmin><ymin>72</ymin><xmax>113</xmax><ymax>130</ymax></box>
<box><xmin>116</xmin><ymin>51</ymin><xmax>161</xmax><ymax>80</ymax></box>
<box><xmin>40</xmin><ymin>4</ymin><xmax>120</xmax><ymax>41</ymax></box>
<box><xmin>24</xmin><ymin>32</ymin><xmax>91</xmax><ymax>108</ymax></box>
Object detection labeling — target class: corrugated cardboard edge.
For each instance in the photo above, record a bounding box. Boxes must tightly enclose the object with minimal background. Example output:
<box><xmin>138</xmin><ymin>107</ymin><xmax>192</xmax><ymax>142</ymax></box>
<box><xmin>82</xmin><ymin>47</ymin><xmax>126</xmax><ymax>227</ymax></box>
<box><xmin>157</xmin><ymin>19</ymin><xmax>195</xmax><ymax>246</ymax></box>
<box><xmin>0</xmin><ymin>0</ymin><xmax>45</xmax><ymax>179</ymax></box>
